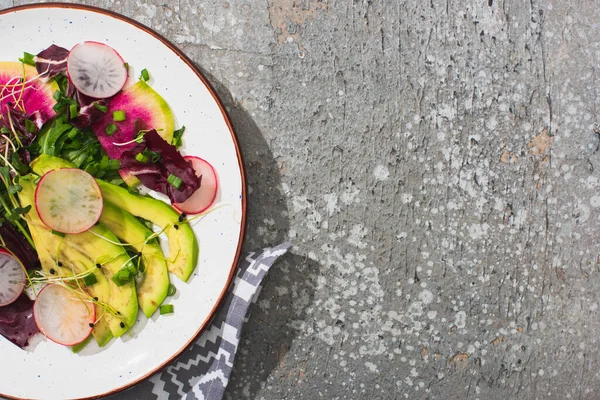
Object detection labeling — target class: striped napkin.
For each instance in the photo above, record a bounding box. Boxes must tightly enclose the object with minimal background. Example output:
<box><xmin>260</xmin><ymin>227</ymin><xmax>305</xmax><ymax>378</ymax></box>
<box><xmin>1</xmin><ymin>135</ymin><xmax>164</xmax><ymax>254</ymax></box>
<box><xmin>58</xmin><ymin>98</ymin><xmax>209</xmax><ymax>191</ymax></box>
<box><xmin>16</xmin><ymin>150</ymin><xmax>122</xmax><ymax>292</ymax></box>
<box><xmin>113</xmin><ymin>243</ymin><xmax>292</xmax><ymax>400</ymax></box>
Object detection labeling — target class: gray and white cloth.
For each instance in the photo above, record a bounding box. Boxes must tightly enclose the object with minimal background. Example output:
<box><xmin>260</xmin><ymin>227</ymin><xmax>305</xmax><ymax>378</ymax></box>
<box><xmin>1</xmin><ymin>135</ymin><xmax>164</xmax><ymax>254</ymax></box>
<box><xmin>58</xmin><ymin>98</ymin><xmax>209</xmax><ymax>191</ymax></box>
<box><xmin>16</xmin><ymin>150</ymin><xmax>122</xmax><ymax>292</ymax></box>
<box><xmin>119</xmin><ymin>243</ymin><xmax>291</xmax><ymax>400</ymax></box>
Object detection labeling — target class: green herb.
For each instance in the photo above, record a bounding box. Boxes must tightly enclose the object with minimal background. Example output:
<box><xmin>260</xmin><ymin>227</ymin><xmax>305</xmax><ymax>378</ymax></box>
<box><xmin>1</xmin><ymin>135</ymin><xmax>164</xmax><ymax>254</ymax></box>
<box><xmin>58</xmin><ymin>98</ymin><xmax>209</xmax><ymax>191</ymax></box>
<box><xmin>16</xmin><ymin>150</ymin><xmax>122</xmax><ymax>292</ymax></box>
<box><xmin>69</xmin><ymin>103</ymin><xmax>78</xmax><ymax>119</ymax></box>
<box><xmin>171</xmin><ymin>126</ymin><xmax>185</xmax><ymax>148</ymax></box>
<box><xmin>167</xmin><ymin>174</ymin><xmax>183</xmax><ymax>189</ymax></box>
<box><xmin>160</xmin><ymin>304</ymin><xmax>174</xmax><ymax>315</ymax></box>
<box><xmin>111</xmin><ymin>261</ymin><xmax>138</xmax><ymax>286</ymax></box>
<box><xmin>83</xmin><ymin>273</ymin><xmax>98</xmax><ymax>286</ymax></box>
<box><xmin>135</xmin><ymin>152</ymin><xmax>148</xmax><ymax>163</ymax></box>
<box><xmin>113</xmin><ymin>110</ymin><xmax>126</xmax><ymax>122</ymax></box>
<box><xmin>140</xmin><ymin>68</ymin><xmax>150</xmax><ymax>81</ymax></box>
<box><xmin>7</xmin><ymin>184</ymin><xmax>22</xmax><ymax>195</ymax></box>
<box><xmin>51</xmin><ymin>230</ymin><xmax>65</xmax><ymax>237</ymax></box>
<box><xmin>93</xmin><ymin>102</ymin><xmax>108</xmax><ymax>113</ymax></box>
<box><xmin>24</xmin><ymin>119</ymin><xmax>37</xmax><ymax>134</ymax></box>
<box><xmin>19</xmin><ymin>52</ymin><xmax>36</xmax><ymax>66</ymax></box>
<box><xmin>105</xmin><ymin>123</ymin><xmax>118</xmax><ymax>136</ymax></box>
<box><xmin>167</xmin><ymin>283</ymin><xmax>176</xmax><ymax>296</ymax></box>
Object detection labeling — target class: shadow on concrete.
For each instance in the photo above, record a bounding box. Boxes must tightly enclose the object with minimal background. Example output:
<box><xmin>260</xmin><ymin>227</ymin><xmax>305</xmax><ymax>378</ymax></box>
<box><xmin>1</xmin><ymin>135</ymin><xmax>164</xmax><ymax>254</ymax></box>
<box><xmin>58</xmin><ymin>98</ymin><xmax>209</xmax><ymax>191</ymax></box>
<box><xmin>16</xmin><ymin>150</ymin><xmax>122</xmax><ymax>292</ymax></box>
<box><xmin>224</xmin><ymin>253</ymin><xmax>318</xmax><ymax>399</ymax></box>
<box><xmin>200</xmin><ymin>67</ymin><xmax>317</xmax><ymax>399</ymax></box>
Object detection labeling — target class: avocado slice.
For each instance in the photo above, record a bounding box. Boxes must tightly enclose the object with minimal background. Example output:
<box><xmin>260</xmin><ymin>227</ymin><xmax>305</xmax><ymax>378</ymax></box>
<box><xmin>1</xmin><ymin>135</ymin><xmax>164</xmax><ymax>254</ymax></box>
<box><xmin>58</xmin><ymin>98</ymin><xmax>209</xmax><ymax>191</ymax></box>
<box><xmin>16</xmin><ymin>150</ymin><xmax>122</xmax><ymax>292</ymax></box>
<box><xmin>65</xmin><ymin>224</ymin><xmax>138</xmax><ymax>338</ymax></box>
<box><xmin>100</xmin><ymin>202</ymin><xmax>170</xmax><ymax>317</ymax></box>
<box><xmin>19</xmin><ymin>179</ymin><xmax>114</xmax><ymax>346</ymax></box>
<box><xmin>31</xmin><ymin>154</ymin><xmax>199</xmax><ymax>282</ymax></box>
<box><xmin>97</xmin><ymin>181</ymin><xmax>198</xmax><ymax>282</ymax></box>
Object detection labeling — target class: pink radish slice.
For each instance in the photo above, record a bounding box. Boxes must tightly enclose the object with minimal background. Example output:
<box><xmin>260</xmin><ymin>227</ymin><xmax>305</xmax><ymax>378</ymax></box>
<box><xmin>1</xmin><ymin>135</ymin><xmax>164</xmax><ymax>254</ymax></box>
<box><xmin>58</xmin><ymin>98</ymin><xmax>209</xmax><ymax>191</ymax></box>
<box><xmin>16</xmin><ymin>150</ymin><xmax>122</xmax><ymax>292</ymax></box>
<box><xmin>0</xmin><ymin>248</ymin><xmax>26</xmax><ymax>307</ymax></box>
<box><xmin>67</xmin><ymin>41</ymin><xmax>128</xmax><ymax>99</ymax></box>
<box><xmin>173</xmin><ymin>156</ymin><xmax>218</xmax><ymax>214</ymax></box>
<box><xmin>35</xmin><ymin>168</ymin><xmax>103</xmax><ymax>234</ymax></box>
<box><xmin>33</xmin><ymin>284</ymin><xmax>95</xmax><ymax>346</ymax></box>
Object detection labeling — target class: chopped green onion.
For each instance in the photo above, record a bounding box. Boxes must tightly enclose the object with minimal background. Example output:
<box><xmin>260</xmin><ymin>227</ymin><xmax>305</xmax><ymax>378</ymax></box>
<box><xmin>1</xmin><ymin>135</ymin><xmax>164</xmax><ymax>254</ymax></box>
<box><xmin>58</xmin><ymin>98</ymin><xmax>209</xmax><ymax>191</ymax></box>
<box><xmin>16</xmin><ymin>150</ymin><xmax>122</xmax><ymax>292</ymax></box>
<box><xmin>93</xmin><ymin>102</ymin><xmax>108</xmax><ymax>113</ymax></box>
<box><xmin>52</xmin><ymin>102</ymin><xmax>65</xmax><ymax>113</ymax></box>
<box><xmin>51</xmin><ymin>230</ymin><xmax>65</xmax><ymax>238</ymax></box>
<box><xmin>19</xmin><ymin>52</ymin><xmax>36</xmax><ymax>66</ymax></box>
<box><xmin>83</xmin><ymin>273</ymin><xmax>98</xmax><ymax>286</ymax></box>
<box><xmin>140</xmin><ymin>68</ymin><xmax>150</xmax><ymax>81</ymax></box>
<box><xmin>112</xmin><ymin>265</ymin><xmax>135</xmax><ymax>286</ymax></box>
<box><xmin>109</xmin><ymin>159</ymin><xmax>120</xmax><ymax>170</ymax></box>
<box><xmin>52</xmin><ymin>90</ymin><xmax>62</xmax><ymax>101</ymax></box>
<box><xmin>67</xmin><ymin>128</ymin><xmax>80</xmax><ymax>139</ymax></box>
<box><xmin>135</xmin><ymin>152</ymin><xmax>149</xmax><ymax>163</ymax></box>
<box><xmin>160</xmin><ymin>304</ymin><xmax>174</xmax><ymax>315</ymax></box>
<box><xmin>69</xmin><ymin>103</ymin><xmax>78</xmax><ymax>119</ymax></box>
<box><xmin>167</xmin><ymin>174</ymin><xmax>183</xmax><ymax>189</ymax></box>
<box><xmin>99</xmin><ymin>155</ymin><xmax>109</xmax><ymax>170</ymax></box>
<box><xmin>167</xmin><ymin>284</ymin><xmax>176</xmax><ymax>296</ymax></box>
<box><xmin>105</xmin><ymin>123</ymin><xmax>118</xmax><ymax>136</ymax></box>
<box><xmin>171</xmin><ymin>126</ymin><xmax>185</xmax><ymax>148</ymax></box>
<box><xmin>113</xmin><ymin>110</ymin><xmax>126</xmax><ymax>122</ymax></box>
<box><xmin>149</xmin><ymin>151</ymin><xmax>161</xmax><ymax>163</ymax></box>
<box><xmin>24</xmin><ymin>119</ymin><xmax>36</xmax><ymax>133</ymax></box>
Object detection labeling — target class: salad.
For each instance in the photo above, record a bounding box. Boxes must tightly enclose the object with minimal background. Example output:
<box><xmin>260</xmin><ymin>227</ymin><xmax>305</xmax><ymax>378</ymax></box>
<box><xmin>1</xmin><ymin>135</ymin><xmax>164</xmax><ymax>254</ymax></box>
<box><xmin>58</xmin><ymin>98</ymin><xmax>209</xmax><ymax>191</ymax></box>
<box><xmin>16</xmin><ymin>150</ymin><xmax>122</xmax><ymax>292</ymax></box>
<box><xmin>0</xmin><ymin>41</ymin><xmax>218</xmax><ymax>351</ymax></box>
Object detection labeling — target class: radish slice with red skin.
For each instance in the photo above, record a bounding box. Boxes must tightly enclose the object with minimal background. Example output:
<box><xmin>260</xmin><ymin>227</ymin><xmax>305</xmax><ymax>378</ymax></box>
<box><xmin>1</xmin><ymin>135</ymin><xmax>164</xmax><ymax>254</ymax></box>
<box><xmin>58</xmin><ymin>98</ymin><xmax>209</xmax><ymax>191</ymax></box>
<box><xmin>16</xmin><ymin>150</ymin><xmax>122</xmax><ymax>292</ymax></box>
<box><xmin>173</xmin><ymin>156</ymin><xmax>218</xmax><ymax>214</ymax></box>
<box><xmin>35</xmin><ymin>168</ymin><xmax>103</xmax><ymax>234</ymax></box>
<box><xmin>0</xmin><ymin>248</ymin><xmax>26</xmax><ymax>307</ymax></box>
<box><xmin>33</xmin><ymin>284</ymin><xmax>95</xmax><ymax>346</ymax></box>
<box><xmin>67</xmin><ymin>41</ymin><xmax>128</xmax><ymax>99</ymax></box>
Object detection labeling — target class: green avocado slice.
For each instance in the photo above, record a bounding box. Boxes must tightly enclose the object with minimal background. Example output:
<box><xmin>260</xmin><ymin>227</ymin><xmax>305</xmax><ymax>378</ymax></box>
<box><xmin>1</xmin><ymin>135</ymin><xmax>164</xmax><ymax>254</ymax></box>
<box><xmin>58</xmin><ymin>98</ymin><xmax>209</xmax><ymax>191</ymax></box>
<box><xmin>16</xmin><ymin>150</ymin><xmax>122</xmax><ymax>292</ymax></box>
<box><xmin>100</xmin><ymin>202</ymin><xmax>170</xmax><ymax>317</ymax></box>
<box><xmin>64</xmin><ymin>224</ymin><xmax>138</xmax><ymax>338</ymax></box>
<box><xmin>31</xmin><ymin>154</ymin><xmax>199</xmax><ymax>282</ymax></box>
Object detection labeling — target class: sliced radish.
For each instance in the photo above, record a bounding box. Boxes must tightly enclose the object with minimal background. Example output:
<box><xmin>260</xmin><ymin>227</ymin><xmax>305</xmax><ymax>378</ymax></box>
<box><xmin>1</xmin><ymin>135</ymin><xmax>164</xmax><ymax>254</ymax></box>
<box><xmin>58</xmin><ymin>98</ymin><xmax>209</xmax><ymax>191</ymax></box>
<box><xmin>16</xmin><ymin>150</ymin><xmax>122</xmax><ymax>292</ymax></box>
<box><xmin>67</xmin><ymin>41</ymin><xmax>128</xmax><ymax>99</ymax></box>
<box><xmin>173</xmin><ymin>156</ymin><xmax>218</xmax><ymax>214</ymax></box>
<box><xmin>33</xmin><ymin>284</ymin><xmax>95</xmax><ymax>346</ymax></box>
<box><xmin>35</xmin><ymin>168</ymin><xmax>103</xmax><ymax>234</ymax></box>
<box><xmin>0</xmin><ymin>248</ymin><xmax>26</xmax><ymax>307</ymax></box>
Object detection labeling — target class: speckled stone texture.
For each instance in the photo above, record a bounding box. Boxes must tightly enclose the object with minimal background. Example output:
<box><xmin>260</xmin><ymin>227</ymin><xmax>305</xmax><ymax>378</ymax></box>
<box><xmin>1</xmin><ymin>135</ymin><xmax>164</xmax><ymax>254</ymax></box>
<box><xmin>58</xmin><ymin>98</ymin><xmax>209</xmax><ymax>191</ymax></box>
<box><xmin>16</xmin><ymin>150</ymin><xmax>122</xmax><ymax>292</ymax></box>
<box><xmin>5</xmin><ymin>0</ymin><xmax>600</xmax><ymax>399</ymax></box>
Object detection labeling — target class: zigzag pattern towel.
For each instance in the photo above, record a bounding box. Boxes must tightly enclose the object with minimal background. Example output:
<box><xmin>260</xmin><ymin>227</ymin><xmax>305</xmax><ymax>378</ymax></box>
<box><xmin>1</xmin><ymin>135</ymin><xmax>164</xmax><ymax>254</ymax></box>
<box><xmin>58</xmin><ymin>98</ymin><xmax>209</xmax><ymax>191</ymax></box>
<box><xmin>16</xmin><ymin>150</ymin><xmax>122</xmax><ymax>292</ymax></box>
<box><xmin>118</xmin><ymin>243</ymin><xmax>292</xmax><ymax>400</ymax></box>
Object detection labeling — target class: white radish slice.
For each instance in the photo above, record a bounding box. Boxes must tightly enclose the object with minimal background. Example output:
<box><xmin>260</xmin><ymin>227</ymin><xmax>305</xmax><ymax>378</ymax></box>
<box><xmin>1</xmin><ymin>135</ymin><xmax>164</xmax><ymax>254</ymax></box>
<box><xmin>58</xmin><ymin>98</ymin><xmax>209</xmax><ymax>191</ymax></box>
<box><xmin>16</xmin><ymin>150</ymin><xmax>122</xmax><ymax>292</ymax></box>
<box><xmin>33</xmin><ymin>284</ymin><xmax>95</xmax><ymax>346</ymax></box>
<box><xmin>0</xmin><ymin>248</ymin><xmax>26</xmax><ymax>307</ymax></box>
<box><xmin>67</xmin><ymin>41</ymin><xmax>128</xmax><ymax>99</ymax></box>
<box><xmin>173</xmin><ymin>156</ymin><xmax>218</xmax><ymax>214</ymax></box>
<box><xmin>35</xmin><ymin>168</ymin><xmax>103</xmax><ymax>234</ymax></box>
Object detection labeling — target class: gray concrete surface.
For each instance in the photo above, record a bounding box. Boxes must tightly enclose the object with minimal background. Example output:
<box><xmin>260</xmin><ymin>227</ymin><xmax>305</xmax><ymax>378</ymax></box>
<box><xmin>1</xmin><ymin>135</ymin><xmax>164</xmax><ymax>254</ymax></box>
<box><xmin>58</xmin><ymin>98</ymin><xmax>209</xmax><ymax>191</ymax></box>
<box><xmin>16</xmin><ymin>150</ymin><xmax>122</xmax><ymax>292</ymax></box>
<box><xmin>4</xmin><ymin>0</ymin><xmax>600</xmax><ymax>399</ymax></box>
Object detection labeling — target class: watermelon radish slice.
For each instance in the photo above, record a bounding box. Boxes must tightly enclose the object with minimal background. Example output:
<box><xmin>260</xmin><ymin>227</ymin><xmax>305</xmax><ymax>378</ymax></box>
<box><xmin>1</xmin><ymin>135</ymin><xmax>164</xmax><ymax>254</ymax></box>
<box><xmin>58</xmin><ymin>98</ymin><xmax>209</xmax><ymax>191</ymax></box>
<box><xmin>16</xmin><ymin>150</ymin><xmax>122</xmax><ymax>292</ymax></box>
<box><xmin>33</xmin><ymin>284</ymin><xmax>95</xmax><ymax>346</ymax></box>
<box><xmin>0</xmin><ymin>62</ymin><xmax>58</xmax><ymax>124</ymax></box>
<box><xmin>173</xmin><ymin>156</ymin><xmax>218</xmax><ymax>214</ymax></box>
<box><xmin>0</xmin><ymin>248</ymin><xmax>26</xmax><ymax>307</ymax></box>
<box><xmin>35</xmin><ymin>168</ymin><xmax>103</xmax><ymax>234</ymax></box>
<box><xmin>67</xmin><ymin>41</ymin><xmax>128</xmax><ymax>99</ymax></box>
<box><xmin>91</xmin><ymin>80</ymin><xmax>175</xmax><ymax>161</ymax></box>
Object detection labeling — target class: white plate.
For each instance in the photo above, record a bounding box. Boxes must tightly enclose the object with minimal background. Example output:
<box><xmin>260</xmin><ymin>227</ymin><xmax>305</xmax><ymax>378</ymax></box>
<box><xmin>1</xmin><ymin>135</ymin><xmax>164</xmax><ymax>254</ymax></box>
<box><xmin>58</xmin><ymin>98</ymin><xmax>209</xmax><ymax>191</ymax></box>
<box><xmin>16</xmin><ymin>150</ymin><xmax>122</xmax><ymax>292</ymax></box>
<box><xmin>0</xmin><ymin>4</ymin><xmax>246</xmax><ymax>400</ymax></box>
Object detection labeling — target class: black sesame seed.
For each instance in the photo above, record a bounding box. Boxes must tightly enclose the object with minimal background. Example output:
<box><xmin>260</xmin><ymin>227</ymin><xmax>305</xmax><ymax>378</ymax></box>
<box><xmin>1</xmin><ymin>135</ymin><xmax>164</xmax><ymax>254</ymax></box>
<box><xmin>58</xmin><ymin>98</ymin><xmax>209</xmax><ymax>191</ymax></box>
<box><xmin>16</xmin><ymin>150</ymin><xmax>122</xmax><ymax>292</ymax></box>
<box><xmin>89</xmin><ymin>323</ymin><xmax>94</xmax><ymax>328</ymax></box>
<box><xmin>96</xmin><ymin>263</ymin><xmax>102</xmax><ymax>268</ymax></box>
<box><xmin>93</xmin><ymin>297</ymin><xmax>98</xmax><ymax>301</ymax></box>
<box><xmin>57</xmin><ymin>261</ymin><xmax>63</xmax><ymax>267</ymax></box>
<box><xmin>120</xmin><ymin>322</ymin><xmax>125</xmax><ymax>328</ymax></box>
<box><xmin>49</xmin><ymin>268</ymin><xmax>55</xmax><ymax>275</ymax></box>
<box><xmin>178</xmin><ymin>213</ymin><xmax>186</xmax><ymax>222</ymax></box>
<box><xmin>173</xmin><ymin>224</ymin><xmax>179</xmax><ymax>230</ymax></box>
<box><xmin>137</xmin><ymin>252</ymin><xmax>142</xmax><ymax>258</ymax></box>
<box><xmin>117</xmin><ymin>311</ymin><xmax>121</xmax><ymax>315</ymax></box>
